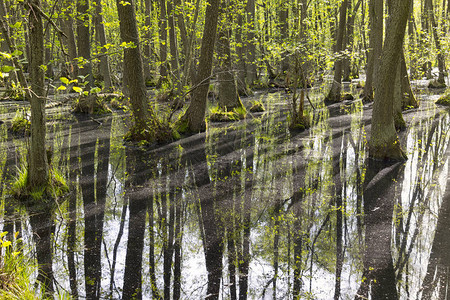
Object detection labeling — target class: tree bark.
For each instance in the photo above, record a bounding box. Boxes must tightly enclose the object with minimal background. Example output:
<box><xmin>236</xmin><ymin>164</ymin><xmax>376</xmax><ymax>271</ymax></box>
<box><xmin>363</xmin><ymin>0</ymin><xmax>383</xmax><ymax>102</ymax></box>
<box><xmin>76</xmin><ymin>0</ymin><xmax>93</xmax><ymax>88</ymax></box>
<box><xmin>369</xmin><ymin>0</ymin><xmax>411</xmax><ymax>160</ymax></box>
<box><xmin>28</xmin><ymin>0</ymin><xmax>49</xmax><ymax>188</ymax></box>
<box><xmin>116</xmin><ymin>0</ymin><xmax>163</xmax><ymax>140</ymax></box>
<box><xmin>179</xmin><ymin>0</ymin><xmax>220</xmax><ymax>132</ymax></box>
<box><xmin>217</xmin><ymin>0</ymin><xmax>243</xmax><ymax>110</ymax></box>
<box><xmin>246</xmin><ymin>0</ymin><xmax>257</xmax><ymax>85</ymax></box>
<box><xmin>93</xmin><ymin>0</ymin><xmax>112</xmax><ymax>91</ymax></box>
<box><xmin>158</xmin><ymin>0</ymin><xmax>168</xmax><ymax>84</ymax></box>
<box><xmin>325</xmin><ymin>0</ymin><xmax>348</xmax><ymax>103</ymax></box>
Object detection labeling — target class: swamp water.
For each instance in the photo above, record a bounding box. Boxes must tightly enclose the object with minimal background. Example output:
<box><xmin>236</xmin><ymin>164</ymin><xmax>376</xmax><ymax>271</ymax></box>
<box><xmin>0</xmin><ymin>87</ymin><xmax>450</xmax><ymax>299</ymax></box>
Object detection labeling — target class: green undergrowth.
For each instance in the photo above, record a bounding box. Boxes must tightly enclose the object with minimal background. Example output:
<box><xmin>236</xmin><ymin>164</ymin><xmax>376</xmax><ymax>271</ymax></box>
<box><xmin>10</xmin><ymin>164</ymin><xmax>69</xmax><ymax>207</ymax></box>
<box><xmin>209</xmin><ymin>106</ymin><xmax>247</xmax><ymax>122</ymax></box>
<box><xmin>0</xmin><ymin>232</ymin><xmax>37</xmax><ymax>299</ymax></box>
<box><xmin>249</xmin><ymin>100</ymin><xmax>265</xmax><ymax>113</ymax></box>
<box><xmin>124</xmin><ymin>119</ymin><xmax>178</xmax><ymax>146</ymax></box>
<box><xmin>428</xmin><ymin>80</ymin><xmax>446</xmax><ymax>89</ymax></box>
<box><xmin>436</xmin><ymin>92</ymin><xmax>450</xmax><ymax>106</ymax></box>
<box><xmin>72</xmin><ymin>93</ymin><xmax>127</xmax><ymax>114</ymax></box>
<box><xmin>9</xmin><ymin>110</ymin><xmax>30</xmax><ymax>135</ymax></box>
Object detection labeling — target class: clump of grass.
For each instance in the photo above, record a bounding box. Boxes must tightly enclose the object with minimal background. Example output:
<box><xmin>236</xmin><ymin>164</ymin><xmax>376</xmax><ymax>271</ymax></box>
<box><xmin>9</xmin><ymin>110</ymin><xmax>30</xmax><ymax>135</ymax></box>
<box><xmin>10</xmin><ymin>164</ymin><xmax>69</xmax><ymax>205</ymax></box>
<box><xmin>209</xmin><ymin>106</ymin><xmax>246</xmax><ymax>122</ymax></box>
<box><xmin>249</xmin><ymin>100</ymin><xmax>265</xmax><ymax>113</ymax></box>
<box><xmin>0</xmin><ymin>232</ymin><xmax>37</xmax><ymax>299</ymax></box>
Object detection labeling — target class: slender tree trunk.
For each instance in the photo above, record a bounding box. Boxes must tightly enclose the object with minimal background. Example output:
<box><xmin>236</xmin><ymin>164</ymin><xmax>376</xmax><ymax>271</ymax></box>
<box><xmin>427</xmin><ymin>0</ymin><xmax>446</xmax><ymax>86</ymax></box>
<box><xmin>28</xmin><ymin>0</ymin><xmax>48</xmax><ymax>188</ymax></box>
<box><xmin>217</xmin><ymin>0</ymin><xmax>243</xmax><ymax>111</ymax></box>
<box><xmin>325</xmin><ymin>0</ymin><xmax>348</xmax><ymax>103</ymax></box>
<box><xmin>116</xmin><ymin>0</ymin><xmax>165</xmax><ymax>141</ymax></box>
<box><xmin>246</xmin><ymin>0</ymin><xmax>257</xmax><ymax>85</ymax></box>
<box><xmin>179</xmin><ymin>0</ymin><xmax>220</xmax><ymax>132</ymax></box>
<box><xmin>369</xmin><ymin>0</ymin><xmax>411</xmax><ymax>160</ymax></box>
<box><xmin>61</xmin><ymin>0</ymin><xmax>78</xmax><ymax>78</ymax></box>
<box><xmin>158</xmin><ymin>0</ymin><xmax>168</xmax><ymax>84</ymax></box>
<box><xmin>93</xmin><ymin>0</ymin><xmax>112</xmax><ymax>90</ymax></box>
<box><xmin>363</xmin><ymin>0</ymin><xmax>383</xmax><ymax>102</ymax></box>
<box><xmin>143</xmin><ymin>0</ymin><xmax>153</xmax><ymax>83</ymax></box>
<box><xmin>235</xmin><ymin>11</ymin><xmax>247</xmax><ymax>94</ymax></box>
<box><xmin>167</xmin><ymin>0</ymin><xmax>181</xmax><ymax>95</ymax></box>
<box><xmin>77</xmin><ymin>0</ymin><xmax>93</xmax><ymax>87</ymax></box>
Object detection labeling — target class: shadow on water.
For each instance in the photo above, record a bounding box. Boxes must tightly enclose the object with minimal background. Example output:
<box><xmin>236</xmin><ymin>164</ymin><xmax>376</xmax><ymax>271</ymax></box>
<box><xmin>3</xmin><ymin>92</ymin><xmax>450</xmax><ymax>299</ymax></box>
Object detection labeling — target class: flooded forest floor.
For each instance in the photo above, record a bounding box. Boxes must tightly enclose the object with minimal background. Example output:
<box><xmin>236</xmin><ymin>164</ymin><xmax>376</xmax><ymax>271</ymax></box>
<box><xmin>1</xmin><ymin>80</ymin><xmax>450</xmax><ymax>299</ymax></box>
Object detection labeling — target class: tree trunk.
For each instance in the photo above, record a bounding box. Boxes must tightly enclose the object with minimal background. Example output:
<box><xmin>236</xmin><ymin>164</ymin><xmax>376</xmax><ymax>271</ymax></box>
<box><xmin>179</xmin><ymin>0</ymin><xmax>220</xmax><ymax>133</ymax></box>
<box><xmin>116</xmin><ymin>0</ymin><xmax>164</xmax><ymax>140</ymax></box>
<box><xmin>167</xmin><ymin>0</ymin><xmax>181</xmax><ymax>95</ymax></box>
<box><xmin>158</xmin><ymin>0</ymin><xmax>168</xmax><ymax>84</ymax></box>
<box><xmin>28</xmin><ymin>0</ymin><xmax>48</xmax><ymax>188</ymax></box>
<box><xmin>369</xmin><ymin>0</ymin><xmax>411</xmax><ymax>160</ymax></box>
<box><xmin>77</xmin><ymin>0</ymin><xmax>93</xmax><ymax>88</ymax></box>
<box><xmin>218</xmin><ymin>0</ymin><xmax>243</xmax><ymax>110</ymax></box>
<box><xmin>363</xmin><ymin>0</ymin><xmax>383</xmax><ymax>102</ymax></box>
<box><xmin>427</xmin><ymin>0</ymin><xmax>446</xmax><ymax>86</ymax></box>
<box><xmin>325</xmin><ymin>0</ymin><xmax>348</xmax><ymax>103</ymax></box>
<box><xmin>61</xmin><ymin>0</ymin><xmax>78</xmax><ymax>78</ymax></box>
<box><xmin>93</xmin><ymin>0</ymin><xmax>112</xmax><ymax>91</ymax></box>
<box><xmin>143</xmin><ymin>0</ymin><xmax>153</xmax><ymax>83</ymax></box>
<box><xmin>246</xmin><ymin>0</ymin><xmax>257</xmax><ymax>85</ymax></box>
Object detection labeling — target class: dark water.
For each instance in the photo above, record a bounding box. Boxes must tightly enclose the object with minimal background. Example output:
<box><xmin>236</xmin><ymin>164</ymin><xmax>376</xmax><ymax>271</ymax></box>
<box><xmin>1</xmin><ymin>89</ymin><xmax>450</xmax><ymax>299</ymax></box>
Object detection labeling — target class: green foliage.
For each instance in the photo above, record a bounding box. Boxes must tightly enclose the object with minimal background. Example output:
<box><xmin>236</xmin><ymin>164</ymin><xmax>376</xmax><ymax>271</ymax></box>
<box><xmin>2</xmin><ymin>82</ymin><xmax>25</xmax><ymax>101</ymax></box>
<box><xmin>436</xmin><ymin>93</ymin><xmax>450</xmax><ymax>106</ymax></box>
<box><xmin>9</xmin><ymin>109</ymin><xmax>30</xmax><ymax>135</ymax></box>
<box><xmin>0</xmin><ymin>232</ymin><xmax>38</xmax><ymax>300</ymax></box>
<box><xmin>10</xmin><ymin>164</ymin><xmax>69</xmax><ymax>204</ymax></box>
<box><xmin>209</xmin><ymin>106</ymin><xmax>246</xmax><ymax>122</ymax></box>
<box><xmin>249</xmin><ymin>100</ymin><xmax>265</xmax><ymax>112</ymax></box>
<box><xmin>72</xmin><ymin>94</ymin><xmax>112</xmax><ymax>115</ymax></box>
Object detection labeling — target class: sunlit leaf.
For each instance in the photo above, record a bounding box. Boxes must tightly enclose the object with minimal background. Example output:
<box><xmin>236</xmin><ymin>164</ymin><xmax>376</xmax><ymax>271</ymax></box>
<box><xmin>60</xmin><ymin>77</ymin><xmax>69</xmax><ymax>85</ymax></box>
<box><xmin>72</xmin><ymin>86</ymin><xmax>83</xmax><ymax>93</ymax></box>
<box><xmin>57</xmin><ymin>86</ymin><xmax>67</xmax><ymax>91</ymax></box>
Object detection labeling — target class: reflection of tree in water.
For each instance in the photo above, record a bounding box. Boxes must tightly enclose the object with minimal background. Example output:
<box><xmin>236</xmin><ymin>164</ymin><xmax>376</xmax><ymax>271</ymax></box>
<box><xmin>79</xmin><ymin>119</ymin><xmax>111</xmax><ymax>300</ymax></box>
<box><xmin>355</xmin><ymin>161</ymin><xmax>403</xmax><ymax>300</ymax></box>
<box><xmin>393</xmin><ymin>113</ymin><xmax>450</xmax><ymax>298</ymax></box>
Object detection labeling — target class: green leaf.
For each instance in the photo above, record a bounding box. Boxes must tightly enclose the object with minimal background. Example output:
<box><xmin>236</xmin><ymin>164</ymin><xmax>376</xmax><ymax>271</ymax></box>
<box><xmin>1</xmin><ymin>65</ymin><xmax>14</xmax><ymax>73</ymax></box>
<box><xmin>2</xmin><ymin>240</ymin><xmax>11</xmax><ymax>248</ymax></box>
<box><xmin>90</xmin><ymin>87</ymin><xmax>101</xmax><ymax>94</ymax></box>
<box><xmin>57</xmin><ymin>86</ymin><xmax>67</xmax><ymax>91</ymax></box>
<box><xmin>11</xmin><ymin>50</ymin><xmax>23</xmax><ymax>56</ymax></box>
<box><xmin>72</xmin><ymin>86</ymin><xmax>83</xmax><ymax>93</ymax></box>
<box><xmin>0</xmin><ymin>52</ymin><xmax>12</xmax><ymax>60</ymax></box>
<box><xmin>60</xmin><ymin>77</ymin><xmax>69</xmax><ymax>85</ymax></box>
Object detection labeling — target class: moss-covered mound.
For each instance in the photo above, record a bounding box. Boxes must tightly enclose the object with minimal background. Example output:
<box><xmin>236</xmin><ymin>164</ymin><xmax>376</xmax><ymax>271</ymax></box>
<box><xmin>209</xmin><ymin>106</ymin><xmax>247</xmax><ymax>122</ymax></box>
<box><xmin>72</xmin><ymin>94</ymin><xmax>113</xmax><ymax>114</ymax></box>
<box><xmin>8</xmin><ymin>111</ymin><xmax>30</xmax><ymax>136</ymax></box>
<box><xmin>428</xmin><ymin>80</ymin><xmax>446</xmax><ymax>89</ymax></box>
<box><xmin>10</xmin><ymin>165</ymin><xmax>69</xmax><ymax>207</ymax></box>
<box><xmin>436</xmin><ymin>93</ymin><xmax>450</xmax><ymax>106</ymax></box>
<box><xmin>249</xmin><ymin>100</ymin><xmax>265</xmax><ymax>113</ymax></box>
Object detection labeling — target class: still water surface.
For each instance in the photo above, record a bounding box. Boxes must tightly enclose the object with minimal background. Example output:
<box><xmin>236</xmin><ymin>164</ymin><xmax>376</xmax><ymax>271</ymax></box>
<box><xmin>1</xmin><ymin>89</ymin><xmax>450</xmax><ymax>299</ymax></box>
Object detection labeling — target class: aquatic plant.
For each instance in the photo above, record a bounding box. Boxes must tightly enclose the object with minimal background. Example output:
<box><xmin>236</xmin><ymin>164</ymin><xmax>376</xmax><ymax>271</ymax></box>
<box><xmin>0</xmin><ymin>232</ymin><xmax>37</xmax><ymax>299</ymax></box>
